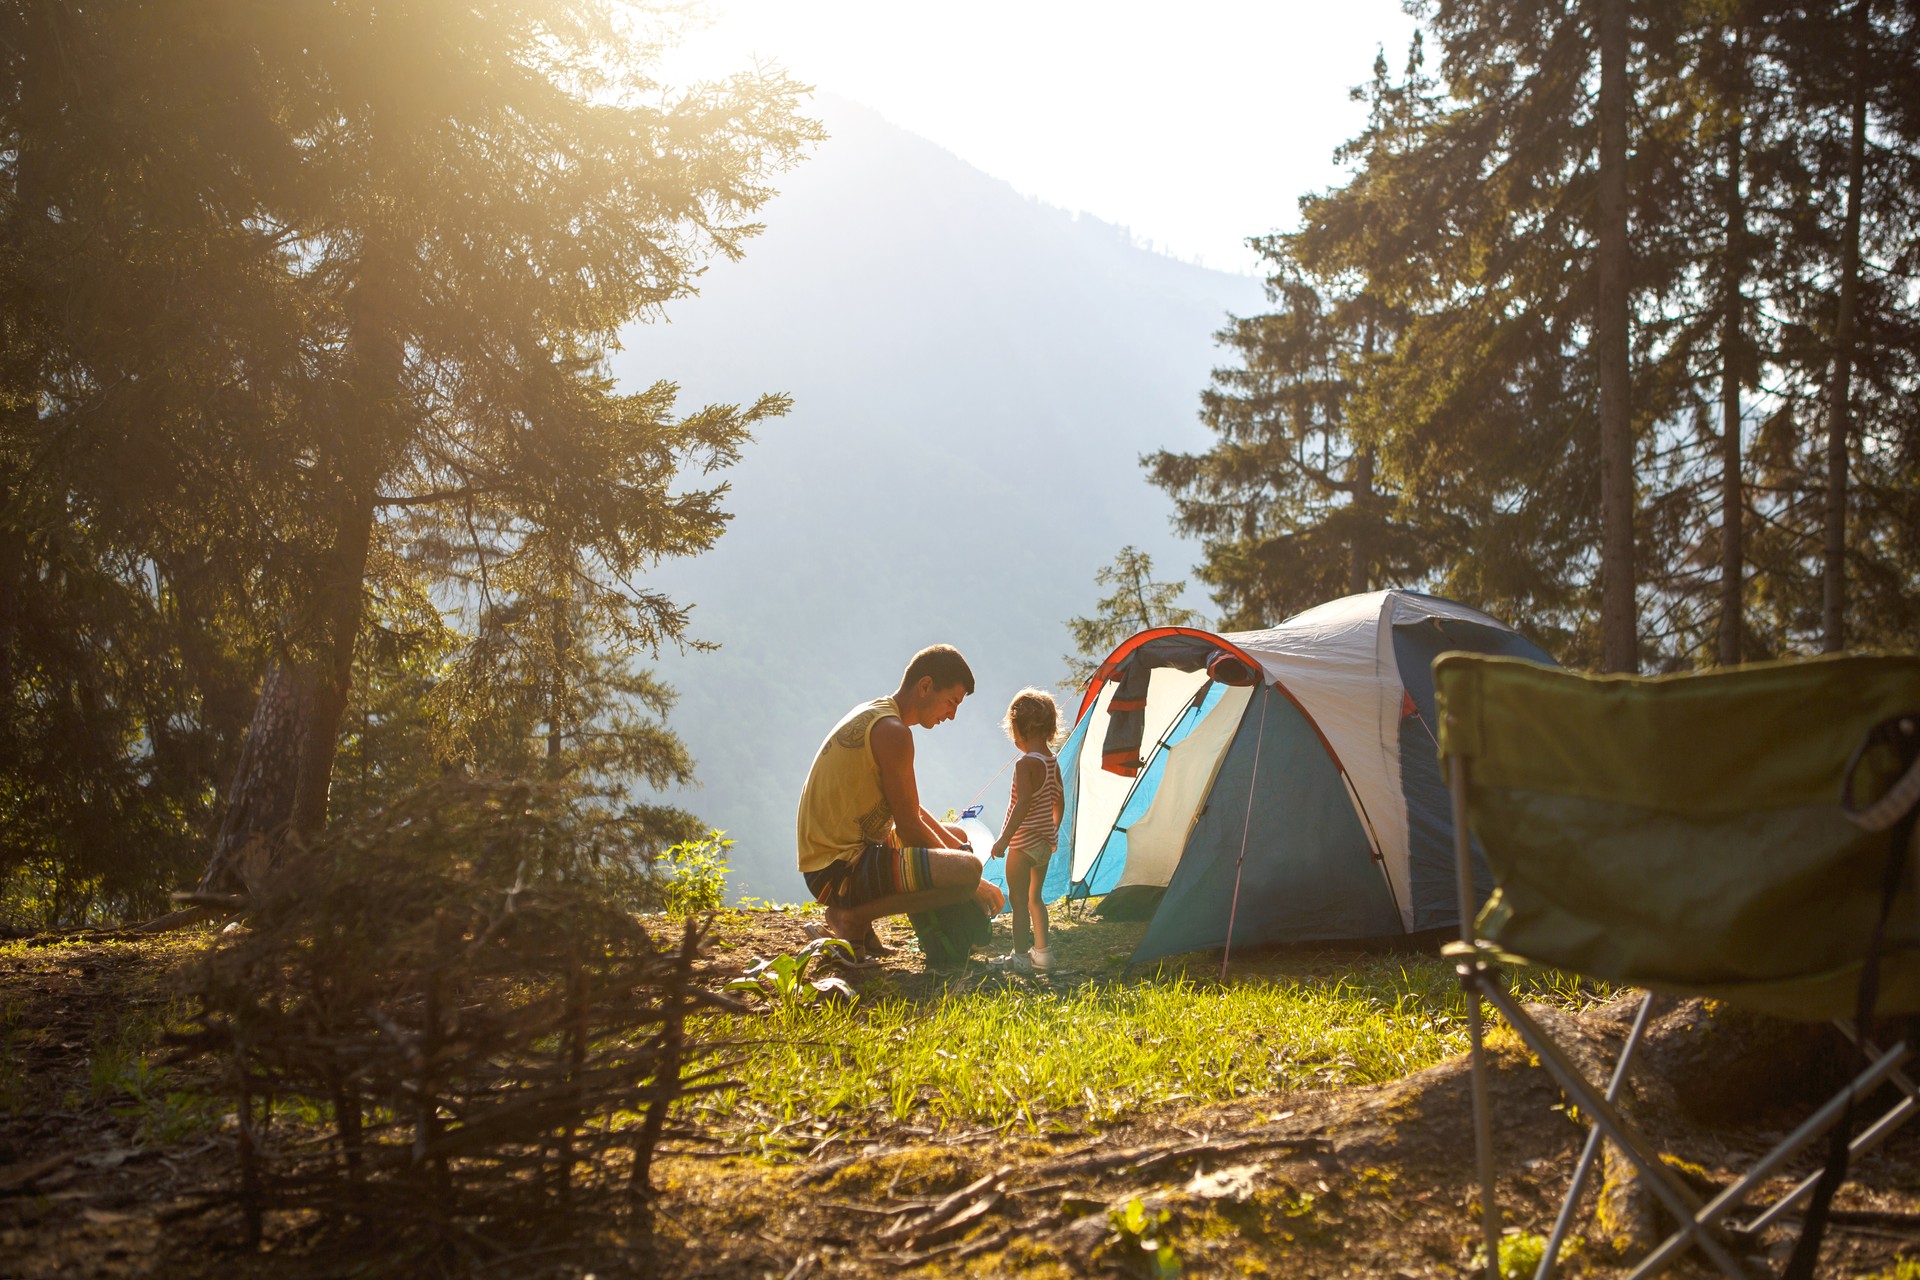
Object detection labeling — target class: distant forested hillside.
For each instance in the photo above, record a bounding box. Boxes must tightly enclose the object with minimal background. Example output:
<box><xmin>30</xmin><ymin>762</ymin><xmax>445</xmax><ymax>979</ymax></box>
<box><xmin>608</xmin><ymin>97</ymin><xmax>1264</xmax><ymax>899</ymax></box>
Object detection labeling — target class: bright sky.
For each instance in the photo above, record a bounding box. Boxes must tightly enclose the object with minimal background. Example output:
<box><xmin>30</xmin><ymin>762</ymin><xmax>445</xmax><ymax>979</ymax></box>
<box><xmin>662</xmin><ymin>0</ymin><xmax>1421</xmax><ymax>275</ymax></box>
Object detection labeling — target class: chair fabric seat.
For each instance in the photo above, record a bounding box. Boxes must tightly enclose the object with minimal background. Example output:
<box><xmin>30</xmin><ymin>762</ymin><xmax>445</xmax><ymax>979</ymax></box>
<box><xmin>1435</xmin><ymin>653</ymin><xmax>1920</xmax><ymax>1021</ymax></box>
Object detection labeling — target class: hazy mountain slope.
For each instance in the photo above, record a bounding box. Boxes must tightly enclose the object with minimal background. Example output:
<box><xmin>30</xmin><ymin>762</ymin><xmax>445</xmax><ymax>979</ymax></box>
<box><xmin>607</xmin><ymin>96</ymin><xmax>1264</xmax><ymax>899</ymax></box>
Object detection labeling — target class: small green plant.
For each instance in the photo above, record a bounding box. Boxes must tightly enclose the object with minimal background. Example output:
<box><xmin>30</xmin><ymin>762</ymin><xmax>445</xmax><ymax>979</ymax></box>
<box><xmin>1107</xmin><ymin>1197</ymin><xmax>1181</xmax><ymax>1278</ymax></box>
<box><xmin>661</xmin><ymin>829</ymin><xmax>732</xmax><ymax>915</ymax></box>
<box><xmin>1471</xmin><ymin>1230</ymin><xmax>1572</xmax><ymax>1279</ymax></box>
<box><xmin>88</xmin><ymin>1002</ymin><xmax>224</xmax><ymax>1144</ymax></box>
<box><xmin>728</xmin><ymin>937</ymin><xmax>858</xmax><ymax>1007</ymax></box>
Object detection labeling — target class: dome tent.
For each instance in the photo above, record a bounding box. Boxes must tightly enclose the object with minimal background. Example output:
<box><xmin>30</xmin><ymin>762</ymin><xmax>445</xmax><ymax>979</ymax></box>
<box><xmin>1015</xmin><ymin>590</ymin><xmax>1554</xmax><ymax>965</ymax></box>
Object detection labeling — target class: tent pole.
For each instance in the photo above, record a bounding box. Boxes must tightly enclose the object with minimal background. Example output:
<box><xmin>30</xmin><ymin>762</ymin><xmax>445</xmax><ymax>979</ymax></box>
<box><xmin>1219</xmin><ymin>687</ymin><xmax>1271</xmax><ymax>981</ymax></box>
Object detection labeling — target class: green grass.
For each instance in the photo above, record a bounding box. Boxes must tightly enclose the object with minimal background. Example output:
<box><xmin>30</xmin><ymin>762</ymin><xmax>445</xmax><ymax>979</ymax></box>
<box><xmin>88</xmin><ymin>993</ymin><xmax>226</xmax><ymax>1144</ymax></box>
<box><xmin>701</xmin><ymin>954</ymin><xmax>1612</xmax><ymax>1137</ymax></box>
<box><xmin>1860</xmin><ymin>1260</ymin><xmax>1920</xmax><ymax>1280</ymax></box>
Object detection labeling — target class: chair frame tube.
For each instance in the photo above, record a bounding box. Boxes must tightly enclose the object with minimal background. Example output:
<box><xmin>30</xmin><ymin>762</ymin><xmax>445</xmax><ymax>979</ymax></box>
<box><xmin>1623</xmin><ymin>1038</ymin><xmax>1910</xmax><ymax>1279</ymax></box>
<box><xmin>1444</xmin><ymin>662</ymin><xmax>1920</xmax><ymax>1280</ymax></box>
<box><xmin>1737</xmin><ymin>1026</ymin><xmax>1916</xmax><ymax>1237</ymax></box>
<box><xmin>1454</xmin><ymin>752</ymin><xmax>1745</xmax><ymax>1280</ymax></box>
<box><xmin>1534</xmin><ymin>991</ymin><xmax>1660</xmax><ymax>1279</ymax></box>
<box><xmin>1477</xmin><ymin>985</ymin><xmax>1752</xmax><ymax>1279</ymax></box>
<box><xmin>1452</xmin><ymin>757</ymin><xmax>1502</xmax><ymax>1280</ymax></box>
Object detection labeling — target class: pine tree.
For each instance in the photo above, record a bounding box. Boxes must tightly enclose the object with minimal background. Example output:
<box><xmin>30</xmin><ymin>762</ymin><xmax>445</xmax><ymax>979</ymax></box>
<box><xmin>193</xmin><ymin>2</ymin><xmax>819</xmax><ymax>893</ymax></box>
<box><xmin>1149</xmin><ymin>44</ymin><xmax>1432</xmax><ymax>632</ymax></box>
<box><xmin>1062</xmin><ymin>548</ymin><xmax>1207</xmax><ymax>690</ymax></box>
<box><xmin>1290</xmin><ymin>6</ymin><xmax>1600</xmax><ymax>659</ymax></box>
<box><xmin>1745</xmin><ymin>0</ymin><xmax>1920</xmax><ymax>653</ymax></box>
<box><xmin>1</xmin><ymin>1</ymin><xmax>301</xmax><ymax>921</ymax></box>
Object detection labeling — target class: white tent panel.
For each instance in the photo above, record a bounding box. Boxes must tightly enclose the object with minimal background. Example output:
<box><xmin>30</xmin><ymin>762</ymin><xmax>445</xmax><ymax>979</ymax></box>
<box><xmin>1115</xmin><ymin>683</ymin><xmax>1253</xmax><ymax>890</ymax></box>
<box><xmin>1221</xmin><ymin>590</ymin><xmax>1514</xmax><ymax>931</ymax></box>
<box><xmin>1069</xmin><ymin>664</ymin><xmax>1211</xmax><ymax>883</ymax></box>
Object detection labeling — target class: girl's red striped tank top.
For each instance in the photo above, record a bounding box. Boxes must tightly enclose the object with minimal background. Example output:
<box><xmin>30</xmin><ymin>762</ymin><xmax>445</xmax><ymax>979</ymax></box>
<box><xmin>1004</xmin><ymin>750</ymin><xmax>1063</xmax><ymax>853</ymax></box>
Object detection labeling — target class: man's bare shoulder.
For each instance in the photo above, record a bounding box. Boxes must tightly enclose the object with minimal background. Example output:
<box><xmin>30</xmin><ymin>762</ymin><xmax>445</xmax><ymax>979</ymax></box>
<box><xmin>869</xmin><ymin>714</ymin><xmax>912</xmax><ymax>760</ymax></box>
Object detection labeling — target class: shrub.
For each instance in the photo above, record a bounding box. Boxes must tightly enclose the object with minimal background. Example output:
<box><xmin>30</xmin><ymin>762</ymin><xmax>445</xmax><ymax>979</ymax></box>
<box><xmin>661</xmin><ymin>829</ymin><xmax>732</xmax><ymax>915</ymax></box>
<box><xmin>175</xmin><ymin>778</ymin><xmax>738</xmax><ymax>1263</ymax></box>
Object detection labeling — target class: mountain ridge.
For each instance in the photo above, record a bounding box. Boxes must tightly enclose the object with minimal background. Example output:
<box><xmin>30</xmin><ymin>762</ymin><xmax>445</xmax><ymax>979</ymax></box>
<box><xmin>608</xmin><ymin>95</ymin><xmax>1266</xmax><ymax>898</ymax></box>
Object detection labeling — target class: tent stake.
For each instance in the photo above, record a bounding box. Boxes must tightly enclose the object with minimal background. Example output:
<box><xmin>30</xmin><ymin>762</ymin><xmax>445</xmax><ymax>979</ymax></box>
<box><xmin>1219</xmin><ymin>687</ymin><xmax>1270</xmax><ymax>981</ymax></box>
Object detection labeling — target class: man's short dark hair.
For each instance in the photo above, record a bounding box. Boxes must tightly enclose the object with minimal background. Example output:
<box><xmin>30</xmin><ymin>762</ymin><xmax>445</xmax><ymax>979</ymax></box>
<box><xmin>902</xmin><ymin>644</ymin><xmax>975</xmax><ymax>695</ymax></box>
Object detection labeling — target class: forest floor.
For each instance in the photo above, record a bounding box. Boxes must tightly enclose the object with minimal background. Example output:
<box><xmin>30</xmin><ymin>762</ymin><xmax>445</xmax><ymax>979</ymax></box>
<box><xmin>3</xmin><ymin>909</ymin><xmax>1918</xmax><ymax>1279</ymax></box>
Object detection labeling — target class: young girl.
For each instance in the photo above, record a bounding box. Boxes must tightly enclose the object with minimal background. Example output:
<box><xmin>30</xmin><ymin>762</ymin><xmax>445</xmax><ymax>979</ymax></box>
<box><xmin>989</xmin><ymin>688</ymin><xmax>1065</xmax><ymax>973</ymax></box>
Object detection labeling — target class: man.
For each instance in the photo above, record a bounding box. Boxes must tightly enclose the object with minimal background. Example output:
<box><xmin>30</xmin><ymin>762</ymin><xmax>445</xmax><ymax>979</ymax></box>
<box><xmin>797</xmin><ymin>644</ymin><xmax>1005</xmax><ymax>951</ymax></box>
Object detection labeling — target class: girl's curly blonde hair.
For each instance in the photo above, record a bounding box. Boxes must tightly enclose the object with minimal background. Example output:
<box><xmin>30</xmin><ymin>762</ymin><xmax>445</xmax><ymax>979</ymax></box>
<box><xmin>1002</xmin><ymin>687</ymin><xmax>1061</xmax><ymax>747</ymax></box>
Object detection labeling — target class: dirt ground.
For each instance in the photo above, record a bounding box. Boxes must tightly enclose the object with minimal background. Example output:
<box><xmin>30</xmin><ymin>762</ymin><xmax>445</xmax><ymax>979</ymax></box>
<box><xmin>3</xmin><ymin>910</ymin><xmax>1917</xmax><ymax>1279</ymax></box>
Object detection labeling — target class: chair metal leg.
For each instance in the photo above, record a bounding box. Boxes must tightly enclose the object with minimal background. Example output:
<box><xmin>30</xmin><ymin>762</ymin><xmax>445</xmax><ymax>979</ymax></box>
<box><xmin>1480</xmin><ymin>984</ymin><xmax>1752</xmax><ymax>1280</ymax></box>
<box><xmin>1451</xmin><ymin>756</ymin><xmax>1501</xmax><ymax>1280</ymax></box>
<box><xmin>1466</xmin><ymin>980</ymin><xmax>1501</xmax><ymax>1280</ymax></box>
<box><xmin>1736</xmin><ymin>1035</ymin><xmax>1914</xmax><ymax>1237</ymax></box>
<box><xmin>1534</xmin><ymin>991</ymin><xmax>1660</xmax><ymax>1280</ymax></box>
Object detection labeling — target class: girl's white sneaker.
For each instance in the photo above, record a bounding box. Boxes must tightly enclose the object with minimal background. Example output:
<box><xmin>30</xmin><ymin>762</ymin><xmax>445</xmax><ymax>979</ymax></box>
<box><xmin>1029</xmin><ymin>947</ymin><xmax>1055</xmax><ymax>972</ymax></box>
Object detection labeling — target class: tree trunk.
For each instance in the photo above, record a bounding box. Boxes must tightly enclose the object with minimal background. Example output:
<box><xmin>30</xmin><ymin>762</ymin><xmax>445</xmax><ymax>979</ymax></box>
<box><xmin>1350</xmin><ymin>448</ymin><xmax>1375</xmax><ymax>597</ymax></box>
<box><xmin>547</xmin><ymin>600</ymin><xmax>573</xmax><ymax>769</ymax></box>
<box><xmin>1596</xmin><ymin>0</ymin><xmax>1638</xmax><ymax>673</ymax></box>
<box><xmin>199</xmin><ymin>659</ymin><xmax>321</xmax><ymax>894</ymax></box>
<box><xmin>1822</xmin><ymin>1</ymin><xmax>1868</xmax><ymax>655</ymax></box>
<box><xmin>1717</xmin><ymin>31</ymin><xmax>1746</xmax><ymax>668</ymax></box>
<box><xmin>1350</xmin><ymin>306</ymin><xmax>1377</xmax><ymax>597</ymax></box>
<box><xmin>200</xmin><ymin>239</ymin><xmax>400</xmax><ymax>892</ymax></box>
<box><xmin>290</xmin><ymin>482</ymin><xmax>379</xmax><ymax>837</ymax></box>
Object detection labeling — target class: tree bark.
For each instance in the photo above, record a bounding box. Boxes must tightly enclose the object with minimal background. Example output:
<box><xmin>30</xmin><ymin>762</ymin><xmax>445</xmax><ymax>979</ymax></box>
<box><xmin>1717</xmin><ymin>30</ymin><xmax>1746</xmax><ymax>668</ymax></box>
<box><xmin>547</xmin><ymin>600</ymin><xmax>573</xmax><ymax>769</ymax></box>
<box><xmin>1596</xmin><ymin>0</ymin><xmax>1638</xmax><ymax>673</ymax></box>
<box><xmin>1822</xmin><ymin>1</ymin><xmax>1869</xmax><ymax>654</ymax></box>
<box><xmin>290</xmin><ymin>480</ymin><xmax>379</xmax><ymax>837</ymax></box>
<box><xmin>1350</xmin><ymin>448</ymin><xmax>1375</xmax><ymax>597</ymax></box>
<box><xmin>1350</xmin><ymin>306</ymin><xmax>1377</xmax><ymax>597</ymax></box>
<box><xmin>200</xmin><ymin>239</ymin><xmax>400</xmax><ymax>892</ymax></box>
<box><xmin>199</xmin><ymin>659</ymin><xmax>321</xmax><ymax>894</ymax></box>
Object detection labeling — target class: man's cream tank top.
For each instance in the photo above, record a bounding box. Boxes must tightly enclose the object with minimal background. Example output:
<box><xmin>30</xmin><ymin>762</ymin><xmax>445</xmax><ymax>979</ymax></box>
<box><xmin>796</xmin><ymin>696</ymin><xmax>900</xmax><ymax>873</ymax></box>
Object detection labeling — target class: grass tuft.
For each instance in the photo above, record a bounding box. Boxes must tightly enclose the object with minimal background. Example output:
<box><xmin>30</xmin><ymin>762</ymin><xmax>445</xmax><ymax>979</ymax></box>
<box><xmin>701</xmin><ymin>953</ymin><xmax>1610</xmax><ymax>1136</ymax></box>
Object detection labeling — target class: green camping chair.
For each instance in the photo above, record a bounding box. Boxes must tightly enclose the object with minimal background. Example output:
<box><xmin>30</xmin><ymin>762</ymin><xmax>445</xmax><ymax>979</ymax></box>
<box><xmin>1433</xmin><ymin>652</ymin><xmax>1920</xmax><ymax>1280</ymax></box>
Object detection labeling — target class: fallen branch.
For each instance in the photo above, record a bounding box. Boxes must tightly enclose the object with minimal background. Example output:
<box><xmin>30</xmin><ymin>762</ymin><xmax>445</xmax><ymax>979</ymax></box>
<box><xmin>0</xmin><ymin>1154</ymin><xmax>72</xmax><ymax>1195</ymax></box>
<box><xmin>907</xmin><ymin>1189</ymin><xmax>1003</xmax><ymax>1248</ymax></box>
<box><xmin>951</xmin><ymin>1225</ymin><xmax>1015</xmax><ymax>1260</ymax></box>
<box><xmin>818</xmin><ymin>1199</ymin><xmax>934</xmax><ymax>1217</ymax></box>
<box><xmin>799</xmin><ymin>1146</ymin><xmax>913</xmax><ymax>1185</ymax></box>
<box><xmin>878</xmin><ymin>1166</ymin><xmax>1012</xmax><ymax>1247</ymax></box>
<box><xmin>1021</xmin><ymin>1133</ymin><xmax>1327</xmax><ymax>1185</ymax></box>
<box><xmin>886</xmin><ymin>1223</ymin><xmax>1015</xmax><ymax>1266</ymax></box>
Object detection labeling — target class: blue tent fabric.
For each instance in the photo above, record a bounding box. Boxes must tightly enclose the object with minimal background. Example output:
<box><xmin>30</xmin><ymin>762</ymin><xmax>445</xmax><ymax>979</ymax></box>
<box><xmin>1391</xmin><ymin>616</ymin><xmax>1553</xmax><ymax>930</ymax></box>
<box><xmin>1075</xmin><ymin>684</ymin><xmax>1226</xmax><ymax>897</ymax></box>
<box><xmin>1131</xmin><ymin>686</ymin><xmax>1402</xmax><ymax>963</ymax></box>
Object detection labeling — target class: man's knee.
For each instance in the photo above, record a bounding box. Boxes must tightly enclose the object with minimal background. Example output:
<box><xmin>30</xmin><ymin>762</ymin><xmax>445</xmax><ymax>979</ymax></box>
<box><xmin>925</xmin><ymin>848</ymin><xmax>982</xmax><ymax>889</ymax></box>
